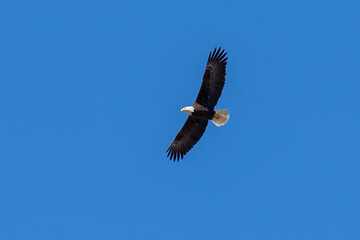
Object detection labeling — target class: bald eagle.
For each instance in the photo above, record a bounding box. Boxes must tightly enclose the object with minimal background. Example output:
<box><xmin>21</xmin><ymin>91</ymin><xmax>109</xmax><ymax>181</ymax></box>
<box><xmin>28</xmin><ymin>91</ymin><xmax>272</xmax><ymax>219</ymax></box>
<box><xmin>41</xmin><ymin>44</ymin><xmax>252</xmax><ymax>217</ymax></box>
<box><xmin>166</xmin><ymin>47</ymin><xmax>229</xmax><ymax>161</ymax></box>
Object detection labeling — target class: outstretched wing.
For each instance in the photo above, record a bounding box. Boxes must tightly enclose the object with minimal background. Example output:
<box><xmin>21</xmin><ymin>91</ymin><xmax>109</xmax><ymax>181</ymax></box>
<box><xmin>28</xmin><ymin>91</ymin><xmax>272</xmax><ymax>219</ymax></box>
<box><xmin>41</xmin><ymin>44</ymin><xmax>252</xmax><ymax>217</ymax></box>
<box><xmin>166</xmin><ymin>117</ymin><xmax>208</xmax><ymax>161</ymax></box>
<box><xmin>195</xmin><ymin>47</ymin><xmax>228</xmax><ymax>109</ymax></box>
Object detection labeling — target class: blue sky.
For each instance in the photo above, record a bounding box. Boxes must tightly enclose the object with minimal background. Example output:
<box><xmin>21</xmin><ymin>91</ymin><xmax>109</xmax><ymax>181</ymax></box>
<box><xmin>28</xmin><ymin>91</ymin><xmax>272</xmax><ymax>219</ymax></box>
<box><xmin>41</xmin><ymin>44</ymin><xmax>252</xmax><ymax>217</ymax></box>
<box><xmin>1</xmin><ymin>0</ymin><xmax>360</xmax><ymax>239</ymax></box>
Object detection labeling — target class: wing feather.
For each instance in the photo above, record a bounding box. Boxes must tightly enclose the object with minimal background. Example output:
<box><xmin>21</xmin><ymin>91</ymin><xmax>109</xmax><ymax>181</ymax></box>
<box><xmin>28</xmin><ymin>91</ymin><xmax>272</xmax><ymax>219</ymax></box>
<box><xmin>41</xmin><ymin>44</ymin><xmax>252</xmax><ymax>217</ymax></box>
<box><xmin>195</xmin><ymin>47</ymin><xmax>228</xmax><ymax>108</ymax></box>
<box><xmin>166</xmin><ymin>117</ymin><xmax>208</xmax><ymax>161</ymax></box>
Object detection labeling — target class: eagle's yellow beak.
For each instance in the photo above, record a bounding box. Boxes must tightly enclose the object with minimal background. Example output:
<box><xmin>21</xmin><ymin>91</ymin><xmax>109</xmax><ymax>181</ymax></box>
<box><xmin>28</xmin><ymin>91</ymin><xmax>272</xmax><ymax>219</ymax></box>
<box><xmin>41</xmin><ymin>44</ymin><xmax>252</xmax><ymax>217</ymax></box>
<box><xmin>181</xmin><ymin>108</ymin><xmax>185</xmax><ymax>112</ymax></box>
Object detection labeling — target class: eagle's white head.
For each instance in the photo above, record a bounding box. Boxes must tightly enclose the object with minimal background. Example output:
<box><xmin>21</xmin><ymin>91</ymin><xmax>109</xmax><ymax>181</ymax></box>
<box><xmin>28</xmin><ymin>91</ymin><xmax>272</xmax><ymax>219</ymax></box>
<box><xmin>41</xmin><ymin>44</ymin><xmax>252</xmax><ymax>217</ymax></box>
<box><xmin>181</xmin><ymin>106</ymin><xmax>194</xmax><ymax>115</ymax></box>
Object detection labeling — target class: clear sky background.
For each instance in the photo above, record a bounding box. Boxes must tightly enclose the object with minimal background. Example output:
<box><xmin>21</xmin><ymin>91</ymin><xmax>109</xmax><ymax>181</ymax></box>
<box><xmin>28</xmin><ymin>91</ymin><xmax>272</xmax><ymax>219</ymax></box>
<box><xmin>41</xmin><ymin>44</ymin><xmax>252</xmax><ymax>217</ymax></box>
<box><xmin>1</xmin><ymin>1</ymin><xmax>359</xmax><ymax>239</ymax></box>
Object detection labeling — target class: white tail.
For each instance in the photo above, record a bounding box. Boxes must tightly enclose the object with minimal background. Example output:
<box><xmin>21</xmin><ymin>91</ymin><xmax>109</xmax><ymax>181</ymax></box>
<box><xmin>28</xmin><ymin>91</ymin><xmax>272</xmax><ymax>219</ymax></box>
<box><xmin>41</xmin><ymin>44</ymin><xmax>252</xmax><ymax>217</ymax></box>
<box><xmin>211</xmin><ymin>109</ymin><xmax>229</xmax><ymax>127</ymax></box>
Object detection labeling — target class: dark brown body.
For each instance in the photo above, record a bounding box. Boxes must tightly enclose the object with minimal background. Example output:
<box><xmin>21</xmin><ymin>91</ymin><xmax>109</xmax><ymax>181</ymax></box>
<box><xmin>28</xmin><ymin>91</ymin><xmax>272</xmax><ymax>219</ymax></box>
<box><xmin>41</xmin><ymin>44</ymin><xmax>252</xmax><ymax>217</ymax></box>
<box><xmin>191</xmin><ymin>103</ymin><xmax>215</xmax><ymax>120</ymax></box>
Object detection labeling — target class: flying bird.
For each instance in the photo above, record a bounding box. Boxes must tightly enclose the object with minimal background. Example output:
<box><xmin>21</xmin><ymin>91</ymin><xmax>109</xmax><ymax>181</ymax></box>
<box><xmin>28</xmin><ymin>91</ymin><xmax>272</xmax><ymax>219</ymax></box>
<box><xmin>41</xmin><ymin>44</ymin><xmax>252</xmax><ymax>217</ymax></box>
<box><xmin>166</xmin><ymin>47</ymin><xmax>229</xmax><ymax>161</ymax></box>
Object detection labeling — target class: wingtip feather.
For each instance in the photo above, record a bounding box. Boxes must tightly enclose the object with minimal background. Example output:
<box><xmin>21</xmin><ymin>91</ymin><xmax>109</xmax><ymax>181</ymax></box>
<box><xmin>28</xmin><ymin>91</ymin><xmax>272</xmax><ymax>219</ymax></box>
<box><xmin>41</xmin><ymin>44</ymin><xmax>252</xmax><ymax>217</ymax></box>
<box><xmin>209</xmin><ymin>47</ymin><xmax>227</xmax><ymax>63</ymax></box>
